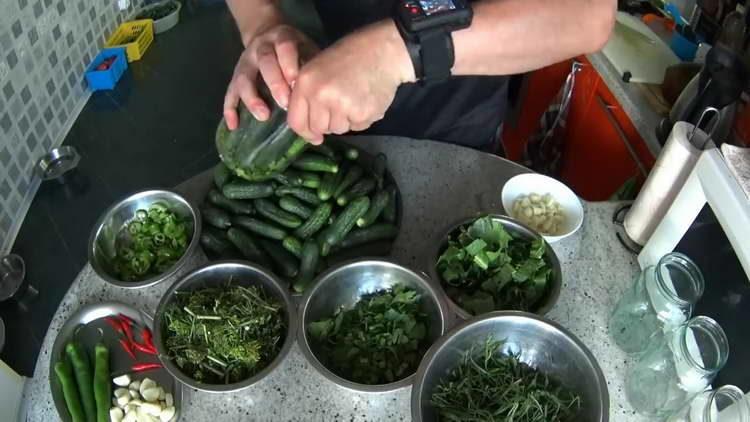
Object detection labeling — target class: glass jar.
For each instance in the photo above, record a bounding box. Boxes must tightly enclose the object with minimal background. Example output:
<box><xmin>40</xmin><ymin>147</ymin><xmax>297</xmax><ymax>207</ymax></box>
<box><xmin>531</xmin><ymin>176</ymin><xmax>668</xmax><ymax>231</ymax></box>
<box><xmin>667</xmin><ymin>385</ymin><xmax>750</xmax><ymax>422</ymax></box>
<box><xmin>609</xmin><ymin>252</ymin><xmax>704</xmax><ymax>354</ymax></box>
<box><xmin>625</xmin><ymin>316</ymin><xmax>729</xmax><ymax>417</ymax></box>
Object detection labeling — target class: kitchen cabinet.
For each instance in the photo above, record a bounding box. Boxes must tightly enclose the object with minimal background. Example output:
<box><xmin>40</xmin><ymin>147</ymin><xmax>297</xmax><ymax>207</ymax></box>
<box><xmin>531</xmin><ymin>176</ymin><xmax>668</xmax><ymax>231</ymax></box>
<box><xmin>504</xmin><ymin>56</ymin><xmax>657</xmax><ymax>201</ymax></box>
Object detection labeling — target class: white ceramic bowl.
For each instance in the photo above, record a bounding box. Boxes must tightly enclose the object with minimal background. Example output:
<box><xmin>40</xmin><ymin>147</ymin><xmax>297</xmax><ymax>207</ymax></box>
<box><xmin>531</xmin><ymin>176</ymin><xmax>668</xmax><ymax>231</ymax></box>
<box><xmin>501</xmin><ymin>173</ymin><xmax>584</xmax><ymax>243</ymax></box>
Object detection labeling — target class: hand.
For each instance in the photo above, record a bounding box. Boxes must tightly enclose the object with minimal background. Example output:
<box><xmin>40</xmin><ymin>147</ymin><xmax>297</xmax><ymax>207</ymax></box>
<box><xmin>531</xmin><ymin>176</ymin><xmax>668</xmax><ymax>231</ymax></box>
<box><xmin>287</xmin><ymin>21</ymin><xmax>415</xmax><ymax>144</ymax></box>
<box><xmin>223</xmin><ymin>24</ymin><xmax>318</xmax><ymax>130</ymax></box>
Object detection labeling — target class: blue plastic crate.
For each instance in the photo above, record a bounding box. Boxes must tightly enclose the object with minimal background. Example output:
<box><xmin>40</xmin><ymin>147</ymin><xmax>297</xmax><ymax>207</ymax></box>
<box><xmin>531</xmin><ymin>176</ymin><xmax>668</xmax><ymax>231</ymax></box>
<box><xmin>85</xmin><ymin>47</ymin><xmax>127</xmax><ymax>91</ymax></box>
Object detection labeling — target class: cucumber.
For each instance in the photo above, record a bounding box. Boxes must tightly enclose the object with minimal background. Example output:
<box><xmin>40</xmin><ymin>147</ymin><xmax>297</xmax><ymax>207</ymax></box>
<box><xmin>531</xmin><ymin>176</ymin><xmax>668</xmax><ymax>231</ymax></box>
<box><xmin>282</xmin><ymin>236</ymin><xmax>303</xmax><ymax>258</ymax></box>
<box><xmin>344</xmin><ymin>147</ymin><xmax>359</xmax><ymax>161</ymax></box>
<box><xmin>293</xmin><ymin>239</ymin><xmax>320</xmax><ymax>293</ymax></box>
<box><xmin>275</xmin><ymin>186</ymin><xmax>321</xmax><ymax>205</ymax></box>
<box><xmin>317</xmin><ymin>172</ymin><xmax>339</xmax><ymax>201</ymax></box>
<box><xmin>226</xmin><ymin>227</ymin><xmax>268</xmax><ymax>264</ymax></box>
<box><xmin>207</xmin><ymin>189</ymin><xmax>254</xmax><ymax>215</ymax></box>
<box><xmin>372</xmin><ymin>153</ymin><xmax>387</xmax><ymax>189</ymax></box>
<box><xmin>255</xmin><ymin>199</ymin><xmax>302</xmax><ymax>228</ymax></box>
<box><xmin>279</xmin><ymin>196</ymin><xmax>313</xmax><ymax>219</ymax></box>
<box><xmin>325</xmin><ymin>196</ymin><xmax>370</xmax><ymax>247</ymax></box>
<box><xmin>259</xmin><ymin>239</ymin><xmax>299</xmax><ymax>278</ymax></box>
<box><xmin>356</xmin><ymin>190</ymin><xmax>390</xmax><ymax>227</ymax></box>
<box><xmin>202</xmin><ymin>206</ymin><xmax>232</xmax><ymax>229</ymax></box>
<box><xmin>222</xmin><ymin>181</ymin><xmax>275</xmax><ymax>199</ymax></box>
<box><xmin>382</xmin><ymin>185</ymin><xmax>397</xmax><ymax>223</ymax></box>
<box><xmin>333</xmin><ymin>165</ymin><xmax>363</xmax><ymax>199</ymax></box>
<box><xmin>337</xmin><ymin>223</ymin><xmax>398</xmax><ymax>249</ymax></box>
<box><xmin>336</xmin><ymin>178</ymin><xmax>375</xmax><ymax>206</ymax></box>
<box><xmin>291</xmin><ymin>153</ymin><xmax>339</xmax><ymax>173</ymax></box>
<box><xmin>272</xmin><ymin>169</ymin><xmax>304</xmax><ymax>186</ymax></box>
<box><xmin>294</xmin><ymin>203</ymin><xmax>333</xmax><ymax>239</ymax></box>
<box><xmin>232</xmin><ymin>216</ymin><xmax>286</xmax><ymax>240</ymax></box>
<box><xmin>200</xmin><ymin>227</ymin><xmax>235</xmax><ymax>255</ymax></box>
<box><xmin>316</xmin><ymin>228</ymin><xmax>332</xmax><ymax>257</ymax></box>
<box><xmin>300</xmin><ymin>172</ymin><xmax>321</xmax><ymax>189</ymax></box>
<box><xmin>213</xmin><ymin>163</ymin><xmax>232</xmax><ymax>189</ymax></box>
<box><xmin>311</xmin><ymin>144</ymin><xmax>339</xmax><ymax>160</ymax></box>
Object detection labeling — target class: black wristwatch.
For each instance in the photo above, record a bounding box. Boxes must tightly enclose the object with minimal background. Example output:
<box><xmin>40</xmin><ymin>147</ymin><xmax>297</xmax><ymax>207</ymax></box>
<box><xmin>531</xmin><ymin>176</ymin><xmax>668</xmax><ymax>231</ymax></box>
<box><xmin>394</xmin><ymin>0</ymin><xmax>473</xmax><ymax>82</ymax></box>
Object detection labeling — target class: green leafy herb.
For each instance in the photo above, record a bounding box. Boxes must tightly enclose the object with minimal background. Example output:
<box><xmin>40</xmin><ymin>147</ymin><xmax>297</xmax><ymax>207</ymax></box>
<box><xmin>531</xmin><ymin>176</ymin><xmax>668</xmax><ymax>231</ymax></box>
<box><xmin>431</xmin><ymin>337</ymin><xmax>581</xmax><ymax>422</ymax></box>
<box><xmin>162</xmin><ymin>283</ymin><xmax>285</xmax><ymax>384</ymax></box>
<box><xmin>113</xmin><ymin>203</ymin><xmax>190</xmax><ymax>281</ymax></box>
<box><xmin>308</xmin><ymin>284</ymin><xmax>430</xmax><ymax>385</ymax></box>
<box><xmin>437</xmin><ymin>216</ymin><xmax>552</xmax><ymax>315</ymax></box>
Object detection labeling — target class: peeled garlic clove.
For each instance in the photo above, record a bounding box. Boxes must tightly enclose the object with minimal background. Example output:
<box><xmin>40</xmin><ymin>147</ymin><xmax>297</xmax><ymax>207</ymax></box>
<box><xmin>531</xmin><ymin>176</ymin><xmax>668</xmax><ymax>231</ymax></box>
<box><xmin>113</xmin><ymin>374</ymin><xmax>132</xmax><ymax>387</ymax></box>
<box><xmin>129</xmin><ymin>380</ymin><xmax>141</xmax><ymax>391</ymax></box>
<box><xmin>159</xmin><ymin>406</ymin><xmax>176</xmax><ymax>422</ymax></box>
<box><xmin>164</xmin><ymin>393</ymin><xmax>173</xmax><ymax>407</ymax></box>
<box><xmin>110</xmin><ymin>407</ymin><xmax>124</xmax><ymax>422</ymax></box>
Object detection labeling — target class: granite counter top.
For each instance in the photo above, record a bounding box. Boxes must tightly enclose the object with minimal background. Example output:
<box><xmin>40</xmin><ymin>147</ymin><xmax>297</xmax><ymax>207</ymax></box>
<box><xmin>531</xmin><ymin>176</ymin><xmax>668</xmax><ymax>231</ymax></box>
<box><xmin>22</xmin><ymin>137</ymin><xmax>648</xmax><ymax>421</ymax></box>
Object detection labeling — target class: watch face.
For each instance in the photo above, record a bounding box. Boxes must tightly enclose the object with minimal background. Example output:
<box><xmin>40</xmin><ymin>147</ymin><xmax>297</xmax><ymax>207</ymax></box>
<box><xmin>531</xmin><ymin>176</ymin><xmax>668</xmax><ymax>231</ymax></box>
<box><xmin>418</xmin><ymin>0</ymin><xmax>456</xmax><ymax>15</ymax></box>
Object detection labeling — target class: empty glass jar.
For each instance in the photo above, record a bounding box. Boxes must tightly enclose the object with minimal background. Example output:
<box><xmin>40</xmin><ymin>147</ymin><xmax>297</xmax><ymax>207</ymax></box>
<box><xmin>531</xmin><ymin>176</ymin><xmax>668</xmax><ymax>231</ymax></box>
<box><xmin>609</xmin><ymin>252</ymin><xmax>704</xmax><ymax>354</ymax></box>
<box><xmin>625</xmin><ymin>316</ymin><xmax>729</xmax><ymax>417</ymax></box>
<box><xmin>667</xmin><ymin>385</ymin><xmax>750</xmax><ymax>422</ymax></box>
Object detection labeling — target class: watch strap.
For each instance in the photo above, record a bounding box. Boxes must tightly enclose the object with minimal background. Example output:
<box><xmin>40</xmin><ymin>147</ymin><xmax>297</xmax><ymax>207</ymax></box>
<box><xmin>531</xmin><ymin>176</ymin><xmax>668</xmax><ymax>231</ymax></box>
<box><xmin>418</xmin><ymin>29</ymin><xmax>454</xmax><ymax>81</ymax></box>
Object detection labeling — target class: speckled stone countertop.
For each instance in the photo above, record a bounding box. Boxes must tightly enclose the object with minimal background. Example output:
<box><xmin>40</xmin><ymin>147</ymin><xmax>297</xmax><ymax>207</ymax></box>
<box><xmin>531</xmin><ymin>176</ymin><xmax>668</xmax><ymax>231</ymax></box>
<box><xmin>22</xmin><ymin>137</ymin><xmax>647</xmax><ymax>421</ymax></box>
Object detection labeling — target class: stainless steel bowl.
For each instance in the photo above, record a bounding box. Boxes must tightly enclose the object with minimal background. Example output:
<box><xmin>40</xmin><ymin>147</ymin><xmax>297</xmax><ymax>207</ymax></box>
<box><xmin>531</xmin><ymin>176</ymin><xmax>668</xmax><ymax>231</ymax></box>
<box><xmin>411</xmin><ymin>311</ymin><xmax>609</xmax><ymax>422</ymax></box>
<box><xmin>429</xmin><ymin>214</ymin><xmax>562</xmax><ymax>319</ymax></box>
<box><xmin>88</xmin><ymin>189</ymin><xmax>201</xmax><ymax>288</ymax></box>
<box><xmin>153</xmin><ymin>261</ymin><xmax>296</xmax><ymax>393</ymax></box>
<box><xmin>298</xmin><ymin>259</ymin><xmax>452</xmax><ymax>393</ymax></box>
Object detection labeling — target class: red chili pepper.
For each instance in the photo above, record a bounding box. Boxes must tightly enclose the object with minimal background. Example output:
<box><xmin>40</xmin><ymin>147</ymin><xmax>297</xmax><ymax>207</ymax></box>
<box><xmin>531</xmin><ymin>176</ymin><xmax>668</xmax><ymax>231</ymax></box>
<box><xmin>104</xmin><ymin>317</ymin><xmax>124</xmax><ymax>334</ymax></box>
<box><xmin>118</xmin><ymin>313</ymin><xmax>136</xmax><ymax>327</ymax></box>
<box><xmin>131</xmin><ymin>341</ymin><xmax>157</xmax><ymax>355</ymax></box>
<box><xmin>118</xmin><ymin>338</ymin><xmax>136</xmax><ymax>360</ymax></box>
<box><xmin>119</xmin><ymin>318</ymin><xmax>136</xmax><ymax>344</ymax></box>
<box><xmin>140</xmin><ymin>327</ymin><xmax>155</xmax><ymax>350</ymax></box>
<box><xmin>131</xmin><ymin>362</ymin><xmax>162</xmax><ymax>372</ymax></box>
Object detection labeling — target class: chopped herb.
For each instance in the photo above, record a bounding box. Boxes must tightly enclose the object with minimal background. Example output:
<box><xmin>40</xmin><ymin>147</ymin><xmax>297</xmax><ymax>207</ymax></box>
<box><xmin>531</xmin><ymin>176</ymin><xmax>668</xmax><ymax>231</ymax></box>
<box><xmin>162</xmin><ymin>283</ymin><xmax>285</xmax><ymax>384</ymax></box>
<box><xmin>437</xmin><ymin>216</ymin><xmax>552</xmax><ymax>315</ymax></box>
<box><xmin>431</xmin><ymin>337</ymin><xmax>581</xmax><ymax>422</ymax></box>
<box><xmin>308</xmin><ymin>284</ymin><xmax>430</xmax><ymax>385</ymax></box>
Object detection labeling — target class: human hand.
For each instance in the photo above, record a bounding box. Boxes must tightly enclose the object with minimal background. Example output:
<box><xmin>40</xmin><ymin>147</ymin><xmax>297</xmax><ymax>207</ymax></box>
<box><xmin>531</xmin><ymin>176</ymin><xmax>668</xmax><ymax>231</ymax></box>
<box><xmin>223</xmin><ymin>24</ymin><xmax>319</xmax><ymax>130</ymax></box>
<box><xmin>287</xmin><ymin>21</ymin><xmax>415</xmax><ymax>144</ymax></box>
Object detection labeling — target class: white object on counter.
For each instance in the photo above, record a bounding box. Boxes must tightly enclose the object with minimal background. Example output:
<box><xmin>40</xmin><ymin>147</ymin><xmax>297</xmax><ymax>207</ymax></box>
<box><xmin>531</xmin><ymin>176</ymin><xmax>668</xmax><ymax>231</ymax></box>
<box><xmin>501</xmin><ymin>173</ymin><xmax>584</xmax><ymax>243</ymax></box>
<box><xmin>624</xmin><ymin>122</ymin><xmax>705</xmax><ymax>245</ymax></box>
<box><xmin>0</xmin><ymin>359</ymin><xmax>25</xmax><ymax>421</ymax></box>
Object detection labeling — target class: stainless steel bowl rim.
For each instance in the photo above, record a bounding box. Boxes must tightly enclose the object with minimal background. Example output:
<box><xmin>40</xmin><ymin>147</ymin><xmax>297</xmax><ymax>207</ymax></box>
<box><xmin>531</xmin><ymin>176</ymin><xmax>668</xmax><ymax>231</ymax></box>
<box><xmin>87</xmin><ymin>189</ymin><xmax>202</xmax><ymax>289</ymax></box>
<box><xmin>429</xmin><ymin>214</ymin><xmax>562</xmax><ymax>319</ymax></box>
<box><xmin>298</xmin><ymin>258</ymin><xmax>452</xmax><ymax>393</ymax></box>
<box><xmin>153</xmin><ymin>261</ymin><xmax>297</xmax><ymax>393</ymax></box>
<box><xmin>410</xmin><ymin>311</ymin><xmax>610</xmax><ymax>422</ymax></box>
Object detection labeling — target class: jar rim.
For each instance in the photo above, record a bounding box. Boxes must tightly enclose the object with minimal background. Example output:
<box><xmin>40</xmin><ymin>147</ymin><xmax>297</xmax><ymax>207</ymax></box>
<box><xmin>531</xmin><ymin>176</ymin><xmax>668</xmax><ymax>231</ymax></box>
<box><xmin>706</xmin><ymin>385</ymin><xmax>750</xmax><ymax>422</ymax></box>
<box><xmin>655</xmin><ymin>252</ymin><xmax>705</xmax><ymax>307</ymax></box>
<box><xmin>680</xmin><ymin>316</ymin><xmax>729</xmax><ymax>374</ymax></box>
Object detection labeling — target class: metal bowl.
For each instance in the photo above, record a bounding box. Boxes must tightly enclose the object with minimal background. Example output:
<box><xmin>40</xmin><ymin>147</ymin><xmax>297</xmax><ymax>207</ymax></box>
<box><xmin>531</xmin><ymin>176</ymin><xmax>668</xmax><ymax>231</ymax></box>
<box><xmin>411</xmin><ymin>311</ymin><xmax>609</xmax><ymax>422</ymax></box>
<box><xmin>153</xmin><ymin>261</ymin><xmax>296</xmax><ymax>393</ymax></box>
<box><xmin>88</xmin><ymin>189</ymin><xmax>201</xmax><ymax>288</ymax></box>
<box><xmin>298</xmin><ymin>259</ymin><xmax>451</xmax><ymax>393</ymax></box>
<box><xmin>429</xmin><ymin>214</ymin><xmax>562</xmax><ymax>319</ymax></box>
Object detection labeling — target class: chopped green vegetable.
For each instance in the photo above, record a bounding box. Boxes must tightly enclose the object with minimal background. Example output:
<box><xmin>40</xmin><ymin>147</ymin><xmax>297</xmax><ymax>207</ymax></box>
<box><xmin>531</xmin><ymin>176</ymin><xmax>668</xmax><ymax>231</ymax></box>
<box><xmin>431</xmin><ymin>337</ymin><xmax>581</xmax><ymax>422</ymax></box>
<box><xmin>135</xmin><ymin>1</ymin><xmax>178</xmax><ymax>20</ymax></box>
<box><xmin>437</xmin><ymin>216</ymin><xmax>552</xmax><ymax>315</ymax></box>
<box><xmin>113</xmin><ymin>203</ymin><xmax>190</xmax><ymax>281</ymax></box>
<box><xmin>307</xmin><ymin>284</ymin><xmax>430</xmax><ymax>385</ymax></box>
<box><xmin>162</xmin><ymin>283</ymin><xmax>285</xmax><ymax>384</ymax></box>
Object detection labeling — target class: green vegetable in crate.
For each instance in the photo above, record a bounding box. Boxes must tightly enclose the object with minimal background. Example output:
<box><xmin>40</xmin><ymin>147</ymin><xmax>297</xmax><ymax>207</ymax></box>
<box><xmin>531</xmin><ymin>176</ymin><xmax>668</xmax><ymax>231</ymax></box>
<box><xmin>65</xmin><ymin>342</ymin><xmax>96</xmax><ymax>422</ymax></box>
<box><xmin>207</xmin><ymin>189</ymin><xmax>254</xmax><ymax>215</ymax></box>
<box><xmin>275</xmin><ymin>186</ymin><xmax>321</xmax><ymax>205</ymax></box>
<box><xmin>324</xmin><ymin>196</ymin><xmax>370</xmax><ymax>247</ymax></box>
<box><xmin>291</xmin><ymin>153</ymin><xmax>339</xmax><ymax>173</ymax></box>
<box><xmin>216</xmin><ymin>100</ymin><xmax>308</xmax><ymax>181</ymax></box>
<box><xmin>201</xmin><ymin>205</ymin><xmax>232</xmax><ymax>229</ymax></box>
<box><xmin>356</xmin><ymin>189</ymin><xmax>390</xmax><ymax>227</ymax></box>
<box><xmin>222</xmin><ymin>180</ymin><xmax>275</xmax><ymax>200</ymax></box>
<box><xmin>336</xmin><ymin>178</ymin><xmax>375</xmax><ymax>206</ymax></box>
<box><xmin>259</xmin><ymin>239</ymin><xmax>299</xmax><ymax>278</ymax></box>
<box><xmin>293</xmin><ymin>240</ymin><xmax>319</xmax><ymax>293</ymax></box>
<box><xmin>113</xmin><ymin>203</ymin><xmax>190</xmax><ymax>281</ymax></box>
<box><xmin>232</xmin><ymin>216</ymin><xmax>286</xmax><ymax>240</ymax></box>
<box><xmin>282</xmin><ymin>236</ymin><xmax>303</xmax><ymax>258</ymax></box>
<box><xmin>294</xmin><ymin>202</ymin><xmax>333</xmax><ymax>239</ymax></box>
<box><xmin>333</xmin><ymin>165</ymin><xmax>363</xmax><ymax>199</ymax></box>
<box><xmin>54</xmin><ymin>360</ymin><xmax>86</xmax><ymax>422</ymax></box>
<box><xmin>336</xmin><ymin>223</ymin><xmax>398</xmax><ymax>249</ymax></box>
<box><xmin>213</xmin><ymin>163</ymin><xmax>232</xmax><ymax>189</ymax></box>
<box><xmin>227</xmin><ymin>227</ymin><xmax>268</xmax><ymax>264</ymax></box>
<box><xmin>255</xmin><ymin>199</ymin><xmax>303</xmax><ymax>228</ymax></box>
<box><xmin>278</xmin><ymin>196</ymin><xmax>313</xmax><ymax>219</ymax></box>
<box><xmin>200</xmin><ymin>227</ymin><xmax>236</xmax><ymax>256</ymax></box>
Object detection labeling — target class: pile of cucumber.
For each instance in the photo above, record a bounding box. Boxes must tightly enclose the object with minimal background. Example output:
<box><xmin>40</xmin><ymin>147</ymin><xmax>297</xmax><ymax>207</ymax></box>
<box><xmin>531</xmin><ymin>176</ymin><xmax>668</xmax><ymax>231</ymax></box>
<box><xmin>201</xmin><ymin>144</ymin><xmax>399</xmax><ymax>292</ymax></box>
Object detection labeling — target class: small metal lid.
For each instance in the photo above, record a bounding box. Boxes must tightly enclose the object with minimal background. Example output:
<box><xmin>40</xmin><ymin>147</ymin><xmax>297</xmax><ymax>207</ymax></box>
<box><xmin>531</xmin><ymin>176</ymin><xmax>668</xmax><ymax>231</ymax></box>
<box><xmin>0</xmin><ymin>254</ymin><xmax>25</xmax><ymax>302</ymax></box>
<box><xmin>35</xmin><ymin>146</ymin><xmax>80</xmax><ymax>181</ymax></box>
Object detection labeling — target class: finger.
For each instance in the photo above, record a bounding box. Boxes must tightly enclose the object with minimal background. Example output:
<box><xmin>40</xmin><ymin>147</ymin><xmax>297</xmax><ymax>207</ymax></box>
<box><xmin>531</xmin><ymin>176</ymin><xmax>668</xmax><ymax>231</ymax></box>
<box><xmin>234</xmin><ymin>75</ymin><xmax>269</xmax><ymax>121</ymax></box>
<box><xmin>274</xmin><ymin>34</ymin><xmax>300</xmax><ymax>86</ymax></box>
<box><xmin>223</xmin><ymin>89</ymin><xmax>240</xmax><ymax>130</ymax></box>
<box><xmin>256</xmin><ymin>43</ymin><xmax>291</xmax><ymax>109</ymax></box>
<box><xmin>328</xmin><ymin>113</ymin><xmax>350</xmax><ymax>135</ymax></box>
<box><xmin>309</xmin><ymin>105</ymin><xmax>330</xmax><ymax>143</ymax></box>
<box><xmin>288</xmin><ymin>94</ymin><xmax>321</xmax><ymax>144</ymax></box>
<box><xmin>349</xmin><ymin>120</ymin><xmax>373</xmax><ymax>132</ymax></box>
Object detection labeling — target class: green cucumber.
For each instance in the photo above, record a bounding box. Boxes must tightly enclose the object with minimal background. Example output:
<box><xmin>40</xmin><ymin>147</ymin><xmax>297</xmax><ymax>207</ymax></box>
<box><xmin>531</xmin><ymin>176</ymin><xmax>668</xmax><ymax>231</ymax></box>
<box><xmin>275</xmin><ymin>186</ymin><xmax>321</xmax><ymax>205</ymax></box>
<box><xmin>291</xmin><ymin>153</ymin><xmax>339</xmax><ymax>173</ymax></box>
<box><xmin>333</xmin><ymin>165</ymin><xmax>363</xmax><ymax>199</ymax></box>
<box><xmin>200</xmin><ymin>227</ymin><xmax>235</xmax><ymax>256</ymax></box>
<box><xmin>232</xmin><ymin>216</ymin><xmax>286</xmax><ymax>240</ymax></box>
<box><xmin>202</xmin><ymin>205</ymin><xmax>232</xmax><ymax>229</ymax></box>
<box><xmin>259</xmin><ymin>239</ymin><xmax>299</xmax><ymax>278</ymax></box>
<box><xmin>294</xmin><ymin>203</ymin><xmax>333</xmax><ymax>239</ymax></box>
<box><xmin>325</xmin><ymin>196</ymin><xmax>370</xmax><ymax>247</ymax></box>
<box><xmin>311</xmin><ymin>144</ymin><xmax>339</xmax><ymax>160</ymax></box>
<box><xmin>255</xmin><ymin>199</ymin><xmax>302</xmax><ymax>228</ymax></box>
<box><xmin>336</xmin><ymin>177</ymin><xmax>375</xmax><ymax>206</ymax></box>
<box><xmin>293</xmin><ymin>239</ymin><xmax>320</xmax><ymax>293</ymax></box>
<box><xmin>344</xmin><ymin>147</ymin><xmax>359</xmax><ymax>161</ymax></box>
<box><xmin>316</xmin><ymin>228</ymin><xmax>332</xmax><ymax>257</ymax></box>
<box><xmin>300</xmin><ymin>172</ymin><xmax>321</xmax><ymax>189</ymax></box>
<box><xmin>356</xmin><ymin>190</ymin><xmax>390</xmax><ymax>227</ymax></box>
<box><xmin>213</xmin><ymin>163</ymin><xmax>233</xmax><ymax>189</ymax></box>
<box><xmin>372</xmin><ymin>153</ymin><xmax>387</xmax><ymax>189</ymax></box>
<box><xmin>222</xmin><ymin>181</ymin><xmax>275</xmax><ymax>199</ymax></box>
<box><xmin>317</xmin><ymin>172</ymin><xmax>339</xmax><ymax>201</ymax></box>
<box><xmin>207</xmin><ymin>189</ymin><xmax>254</xmax><ymax>215</ymax></box>
<box><xmin>279</xmin><ymin>196</ymin><xmax>313</xmax><ymax>219</ymax></box>
<box><xmin>282</xmin><ymin>236</ymin><xmax>303</xmax><ymax>258</ymax></box>
<box><xmin>226</xmin><ymin>227</ymin><xmax>268</xmax><ymax>263</ymax></box>
<box><xmin>383</xmin><ymin>185</ymin><xmax>397</xmax><ymax>223</ymax></box>
<box><xmin>337</xmin><ymin>223</ymin><xmax>398</xmax><ymax>249</ymax></box>
<box><xmin>272</xmin><ymin>169</ymin><xmax>304</xmax><ymax>186</ymax></box>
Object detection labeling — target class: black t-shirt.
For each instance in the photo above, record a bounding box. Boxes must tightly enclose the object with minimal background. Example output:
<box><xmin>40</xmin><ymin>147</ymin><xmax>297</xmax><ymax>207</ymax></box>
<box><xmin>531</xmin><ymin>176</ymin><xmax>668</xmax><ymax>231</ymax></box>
<box><xmin>313</xmin><ymin>0</ymin><xmax>508</xmax><ymax>149</ymax></box>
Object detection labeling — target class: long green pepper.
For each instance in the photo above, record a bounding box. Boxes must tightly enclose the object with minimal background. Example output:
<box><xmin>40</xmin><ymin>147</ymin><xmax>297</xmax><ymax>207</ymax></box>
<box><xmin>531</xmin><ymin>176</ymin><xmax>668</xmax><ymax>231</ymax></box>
<box><xmin>54</xmin><ymin>360</ymin><xmax>86</xmax><ymax>422</ymax></box>
<box><xmin>65</xmin><ymin>342</ymin><xmax>96</xmax><ymax>422</ymax></box>
<box><xmin>93</xmin><ymin>343</ymin><xmax>110</xmax><ymax>422</ymax></box>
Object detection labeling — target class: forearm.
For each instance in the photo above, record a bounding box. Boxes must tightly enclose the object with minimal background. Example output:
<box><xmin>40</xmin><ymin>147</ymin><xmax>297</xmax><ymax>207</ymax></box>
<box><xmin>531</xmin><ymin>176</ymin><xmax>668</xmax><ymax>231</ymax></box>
<box><xmin>226</xmin><ymin>0</ymin><xmax>285</xmax><ymax>47</ymax></box>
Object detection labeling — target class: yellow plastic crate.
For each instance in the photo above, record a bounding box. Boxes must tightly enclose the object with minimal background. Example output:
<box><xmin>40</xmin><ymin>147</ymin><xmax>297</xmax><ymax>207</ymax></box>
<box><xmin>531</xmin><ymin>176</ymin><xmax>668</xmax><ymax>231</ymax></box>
<box><xmin>105</xmin><ymin>20</ymin><xmax>154</xmax><ymax>62</ymax></box>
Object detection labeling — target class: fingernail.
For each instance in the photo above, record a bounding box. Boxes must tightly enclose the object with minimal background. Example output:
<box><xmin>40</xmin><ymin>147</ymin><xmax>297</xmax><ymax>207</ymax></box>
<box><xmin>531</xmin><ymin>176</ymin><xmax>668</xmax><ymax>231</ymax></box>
<box><xmin>278</xmin><ymin>93</ymin><xmax>289</xmax><ymax>109</ymax></box>
<box><xmin>252</xmin><ymin>107</ymin><xmax>269</xmax><ymax>121</ymax></box>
